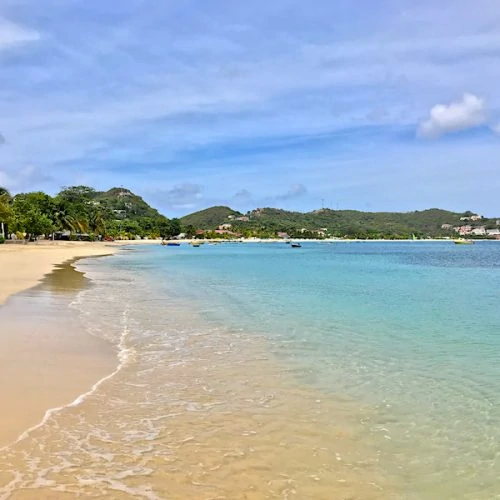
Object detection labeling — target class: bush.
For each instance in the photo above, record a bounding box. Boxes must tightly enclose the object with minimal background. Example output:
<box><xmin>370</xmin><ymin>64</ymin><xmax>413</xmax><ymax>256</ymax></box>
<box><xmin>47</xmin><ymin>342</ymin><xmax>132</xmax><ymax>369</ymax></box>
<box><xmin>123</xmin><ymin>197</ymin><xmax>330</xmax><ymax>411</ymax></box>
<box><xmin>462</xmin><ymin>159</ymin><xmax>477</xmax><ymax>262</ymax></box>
<box><xmin>0</xmin><ymin>235</ymin><xmax>5</xmax><ymax>244</ymax></box>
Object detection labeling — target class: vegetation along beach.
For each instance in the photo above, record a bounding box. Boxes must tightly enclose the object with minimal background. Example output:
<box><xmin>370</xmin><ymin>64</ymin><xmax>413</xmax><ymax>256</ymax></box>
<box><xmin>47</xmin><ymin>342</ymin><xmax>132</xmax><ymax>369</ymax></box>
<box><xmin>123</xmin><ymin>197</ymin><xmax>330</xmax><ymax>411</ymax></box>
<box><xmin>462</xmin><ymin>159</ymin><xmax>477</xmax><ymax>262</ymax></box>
<box><xmin>1</xmin><ymin>1</ymin><xmax>500</xmax><ymax>499</ymax></box>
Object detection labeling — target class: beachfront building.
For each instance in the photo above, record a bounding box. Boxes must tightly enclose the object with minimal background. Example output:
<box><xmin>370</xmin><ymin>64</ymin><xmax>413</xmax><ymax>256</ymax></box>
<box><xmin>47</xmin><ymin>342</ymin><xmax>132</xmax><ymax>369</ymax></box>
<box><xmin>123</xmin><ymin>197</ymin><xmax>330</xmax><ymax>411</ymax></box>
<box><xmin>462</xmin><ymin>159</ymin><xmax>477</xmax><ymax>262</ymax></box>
<box><xmin>470</xmin><ymin>226</ymin><xmax>486</xmax><ymax>236</ymax></box>
<box><xmin>277</xmin><ymin>232</ymin><xmax>290</xmax><ymax>239</ymax></box>
<box><xmin>455</xmin><ymin>225</ymin><xmax>473</xmax><ymax>235</ymax></box>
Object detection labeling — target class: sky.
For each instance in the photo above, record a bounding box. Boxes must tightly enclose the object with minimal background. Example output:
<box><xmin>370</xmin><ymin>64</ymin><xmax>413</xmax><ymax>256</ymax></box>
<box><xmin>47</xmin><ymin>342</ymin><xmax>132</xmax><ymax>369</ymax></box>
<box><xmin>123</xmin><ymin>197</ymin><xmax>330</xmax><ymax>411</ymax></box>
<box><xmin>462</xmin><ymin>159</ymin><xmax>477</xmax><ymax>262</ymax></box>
<box><xmin>0</xmin><ymin>0</ymin><xmax>499</xmax><ymax>217</ymax></box>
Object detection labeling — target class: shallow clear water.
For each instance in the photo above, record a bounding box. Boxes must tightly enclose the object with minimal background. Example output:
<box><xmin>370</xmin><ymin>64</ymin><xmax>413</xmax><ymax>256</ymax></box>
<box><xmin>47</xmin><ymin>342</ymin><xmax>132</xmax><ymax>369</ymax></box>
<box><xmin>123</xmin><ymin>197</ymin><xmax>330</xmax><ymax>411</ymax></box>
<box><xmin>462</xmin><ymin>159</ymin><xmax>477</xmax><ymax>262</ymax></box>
<box><xmin>125</xmin><ymin>241</ymin><xmax>500</xmax><ymax>498</ymax></box>
<box><xmin>1</xmin><ymin>241</ymin><xmax>500</xmax><ymax>499</ymax></box>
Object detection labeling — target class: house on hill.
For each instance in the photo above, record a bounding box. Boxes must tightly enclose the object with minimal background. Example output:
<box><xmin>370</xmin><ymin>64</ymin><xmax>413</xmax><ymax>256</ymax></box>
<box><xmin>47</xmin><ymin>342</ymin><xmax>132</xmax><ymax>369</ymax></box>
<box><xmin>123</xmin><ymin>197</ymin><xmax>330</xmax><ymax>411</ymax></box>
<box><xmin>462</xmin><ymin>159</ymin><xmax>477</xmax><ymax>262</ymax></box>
<box><xmin>470</xmin><ymin>226</ymin><xmax>486</xmax><ymax>236</ymax></box>
<box><xmin>460</xmin><ymin>214</ymin><xmax>482</xmax><ymax>221</ymax></box>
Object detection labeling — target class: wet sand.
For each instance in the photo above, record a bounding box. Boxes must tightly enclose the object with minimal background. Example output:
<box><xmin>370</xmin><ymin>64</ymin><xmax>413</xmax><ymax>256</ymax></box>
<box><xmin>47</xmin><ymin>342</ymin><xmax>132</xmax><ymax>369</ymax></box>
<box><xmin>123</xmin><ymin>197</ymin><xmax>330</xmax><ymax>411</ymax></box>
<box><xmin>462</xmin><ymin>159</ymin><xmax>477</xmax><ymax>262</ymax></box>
<box><xmin>0</xmin><ymin>241</ymin><xmax>122</xmax><ymax>305</ymax></box>
<box><xmin>0</xmin><ymin>259</ymin><xmax>117</xmax><ymax>449</ymax></box>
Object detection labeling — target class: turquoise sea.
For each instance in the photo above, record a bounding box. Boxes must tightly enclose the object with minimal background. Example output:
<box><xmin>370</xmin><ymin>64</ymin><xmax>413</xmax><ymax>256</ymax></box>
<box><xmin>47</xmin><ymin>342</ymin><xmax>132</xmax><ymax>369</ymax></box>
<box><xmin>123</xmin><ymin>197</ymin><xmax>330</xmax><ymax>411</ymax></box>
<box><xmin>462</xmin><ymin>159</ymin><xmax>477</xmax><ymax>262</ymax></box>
<box><xmin>1</xmin><ymin>241</ymin><xmax>500</xmax><ymax>499</ymax></box>
<box><xmin>125</xmin><ymin>241</ymin><xmax>500</xmax><ymax>498</ymax></box>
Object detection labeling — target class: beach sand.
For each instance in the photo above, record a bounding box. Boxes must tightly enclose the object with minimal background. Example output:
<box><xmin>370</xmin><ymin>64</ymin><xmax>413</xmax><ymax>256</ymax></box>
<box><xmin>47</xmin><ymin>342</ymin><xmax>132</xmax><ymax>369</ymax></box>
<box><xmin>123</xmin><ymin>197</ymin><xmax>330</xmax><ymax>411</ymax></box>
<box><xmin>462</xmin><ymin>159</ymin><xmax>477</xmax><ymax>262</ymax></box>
<box><xmin>0</xmin><ymin>242</ymin><xmax>122</xmax><ymax>448</ymax></box>
<box><xmin>0</xmin><ymin>241</ymin><xmax>122</xmax><ymax>305</ymax></box>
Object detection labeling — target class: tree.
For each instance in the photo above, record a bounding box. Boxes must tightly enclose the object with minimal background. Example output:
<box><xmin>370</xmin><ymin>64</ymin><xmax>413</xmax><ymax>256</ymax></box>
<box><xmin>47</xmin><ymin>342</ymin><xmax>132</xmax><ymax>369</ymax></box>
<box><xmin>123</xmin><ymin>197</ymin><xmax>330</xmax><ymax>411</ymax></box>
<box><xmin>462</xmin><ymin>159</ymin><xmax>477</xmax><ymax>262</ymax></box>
<box><xmin>183</xmin><ymin>224</ymin><xmax>197</xmax><ymax>238</ymax></box>
<box><xmin>88</xmin><ymin>206</ymin><xmax>107</xmax><ymax>235</ymax></box>
<box><xmin>0</xmin><ymin>187</ymin><xmax>13</xmax><ymax>238</ymax></box>
<box><xmin>157</xmin><ymin>217</ymin><xmax>171</xmax><ymax>239</ymax></box>
<box><xmin>53</xmin><ymin>200</ymin><xmax>89</xmax><ymax>233</ymax></box>
<box><xmin>58</xmin><ymin>185</ymin><xmax>96</xmax><ymax>203</ymax></box>
<box><xmin>169</xmin><ymin>218</ymin><xmax>181</xmax><ymax>237</ymax></box>
<box><xmin>11</xmin><ymin>192</ymin><xmax>56</xmax><ymax>239</ymax></box>
<box><xmin>14</xmin><ymin>208</ymin><xmax>54</xmax><ymax>240</ymax></box>
<box><xmin>121</xmin><ymin>219</ymin><xmax>141</xmax><ymax>236</ymax></box>
<box><xmin>158</xmin><ymin>218</ymin><xmax>181</xmax><ymax>239</ymax></box>
<box><xmin>55</xmin><ymin>186</ymin><xmax>96</xmax><ymax>231</ymax></box>
<box><xmin>12</xmin><ymin>192</ymin><xmax>55</xmax><ymax>217</ymax></box>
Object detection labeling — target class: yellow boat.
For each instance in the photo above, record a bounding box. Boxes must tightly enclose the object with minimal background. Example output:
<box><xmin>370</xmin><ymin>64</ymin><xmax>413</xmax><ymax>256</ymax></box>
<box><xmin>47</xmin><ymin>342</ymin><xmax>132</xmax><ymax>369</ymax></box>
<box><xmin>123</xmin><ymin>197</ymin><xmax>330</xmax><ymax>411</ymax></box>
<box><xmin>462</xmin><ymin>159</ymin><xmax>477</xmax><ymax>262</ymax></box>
<box><xmin>454</xmin><ymin>239</ymin><xmax>474</xmax><ymax>245</ymax></box>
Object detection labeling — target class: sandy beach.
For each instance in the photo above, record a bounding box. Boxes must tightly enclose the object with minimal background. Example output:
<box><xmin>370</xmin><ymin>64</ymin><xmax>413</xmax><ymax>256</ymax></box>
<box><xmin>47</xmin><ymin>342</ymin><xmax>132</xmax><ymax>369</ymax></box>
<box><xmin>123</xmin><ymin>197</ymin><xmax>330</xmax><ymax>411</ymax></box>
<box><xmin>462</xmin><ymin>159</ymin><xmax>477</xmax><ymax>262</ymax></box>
<box><xmin>0</xmin><ymin>241</ymin><xmax>126</xmax><ymax>448</ymax></box>
<box><xmin>0</xmin><ymin>241</ymin><xmax>122</xmax><ymax>305</ymax></box>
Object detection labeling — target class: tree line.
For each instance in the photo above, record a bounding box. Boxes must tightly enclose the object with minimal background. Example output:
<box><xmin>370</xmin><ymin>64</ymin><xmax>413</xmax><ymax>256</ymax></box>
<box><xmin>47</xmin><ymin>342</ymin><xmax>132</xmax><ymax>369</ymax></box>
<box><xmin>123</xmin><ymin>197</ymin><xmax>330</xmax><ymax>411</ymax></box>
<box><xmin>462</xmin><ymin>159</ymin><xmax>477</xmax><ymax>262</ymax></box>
<box><xmin>0</xmin><ymin>185</ymin><xmax>190</xmax><ymax>242</ymax></box>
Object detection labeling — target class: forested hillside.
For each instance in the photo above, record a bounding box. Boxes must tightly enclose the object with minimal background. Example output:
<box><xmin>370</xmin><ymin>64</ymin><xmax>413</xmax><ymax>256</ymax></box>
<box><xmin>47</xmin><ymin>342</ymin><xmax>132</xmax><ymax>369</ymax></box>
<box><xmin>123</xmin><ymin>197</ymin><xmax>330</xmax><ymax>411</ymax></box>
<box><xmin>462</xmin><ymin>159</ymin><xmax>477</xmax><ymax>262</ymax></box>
<box><xmin>0</xmin><ymin>185</ymin><xmax>179</xmax><ymax>240</ymax></box>
<box><xmin>181</xmin><ymin>205</ymin><xmax>490</xmax><ymax>239</ymax></box>
<box><xmin>180</xmin><ymin>206</ymin><xmax>242</xmax><ymax>229</ymax></box>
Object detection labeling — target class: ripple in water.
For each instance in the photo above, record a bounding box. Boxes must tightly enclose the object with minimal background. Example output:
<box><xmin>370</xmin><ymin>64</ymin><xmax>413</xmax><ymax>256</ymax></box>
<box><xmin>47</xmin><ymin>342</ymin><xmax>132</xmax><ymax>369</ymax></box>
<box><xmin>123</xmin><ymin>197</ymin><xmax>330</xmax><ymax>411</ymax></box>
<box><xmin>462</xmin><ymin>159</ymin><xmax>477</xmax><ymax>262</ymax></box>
<box><xmin>0</xmin><ymin>253</ymin><xmax>390</xmax><ymax>499</ymax></box>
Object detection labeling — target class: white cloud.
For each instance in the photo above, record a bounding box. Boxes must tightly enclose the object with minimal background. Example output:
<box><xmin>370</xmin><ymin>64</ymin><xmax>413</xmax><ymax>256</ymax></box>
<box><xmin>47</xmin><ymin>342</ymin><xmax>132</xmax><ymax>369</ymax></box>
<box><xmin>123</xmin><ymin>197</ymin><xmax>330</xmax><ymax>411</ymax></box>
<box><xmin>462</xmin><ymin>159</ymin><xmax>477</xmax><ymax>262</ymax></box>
<box><xmin>491</xmin><ymin>122</ymin><xmax>500</xmax><ymax>135</ymax></box>
<box><xmin>0</xmin><ymin>19</ymin><xmax>40</xmax><ymax>50</ymax></box>
<box><xmin>152</xmin><ymin>183</ymin><xmax>203</xmax><ymax>210</ymax></box>
<box><xmin>418</xmin><ymin>93</ymin><xmax>487</xmax><ymax>138</ymax></box>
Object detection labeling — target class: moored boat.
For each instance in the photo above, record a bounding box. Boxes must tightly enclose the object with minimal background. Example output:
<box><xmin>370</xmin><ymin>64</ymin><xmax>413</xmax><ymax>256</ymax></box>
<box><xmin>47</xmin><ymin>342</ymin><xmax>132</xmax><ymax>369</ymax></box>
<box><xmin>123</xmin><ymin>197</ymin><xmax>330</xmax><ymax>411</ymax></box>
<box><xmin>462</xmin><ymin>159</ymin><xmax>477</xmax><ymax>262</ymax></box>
<box><xmin>454</xmin><ymin>239</ymin><xmax>474</xmax><ymax>245</ymax></box>
<box><xmin>291</xmin><ymin>243</ymin><xmax>302</xmax><ymax>248</ymax></box>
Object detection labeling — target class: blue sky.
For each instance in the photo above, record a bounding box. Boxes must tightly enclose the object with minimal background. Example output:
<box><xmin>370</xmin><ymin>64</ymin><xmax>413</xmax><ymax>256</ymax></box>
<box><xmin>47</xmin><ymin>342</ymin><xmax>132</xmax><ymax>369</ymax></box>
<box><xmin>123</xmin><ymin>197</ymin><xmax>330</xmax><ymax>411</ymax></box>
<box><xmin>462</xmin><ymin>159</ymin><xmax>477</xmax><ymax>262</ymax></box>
<box><xmin>0</xmin><ymin>0</ymin><xmax>499</xmax><ymax>216</ymax></box>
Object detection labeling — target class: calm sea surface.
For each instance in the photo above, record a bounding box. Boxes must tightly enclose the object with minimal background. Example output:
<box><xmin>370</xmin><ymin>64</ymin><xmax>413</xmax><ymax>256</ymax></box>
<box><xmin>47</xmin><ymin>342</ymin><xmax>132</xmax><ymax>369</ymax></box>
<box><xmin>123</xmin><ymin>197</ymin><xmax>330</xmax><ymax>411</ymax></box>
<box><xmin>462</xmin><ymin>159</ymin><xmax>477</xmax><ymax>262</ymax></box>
<box><xmin>1</xmin><ymin>241</ymin><xmax>500</xmax><ymax>499</ymax></box>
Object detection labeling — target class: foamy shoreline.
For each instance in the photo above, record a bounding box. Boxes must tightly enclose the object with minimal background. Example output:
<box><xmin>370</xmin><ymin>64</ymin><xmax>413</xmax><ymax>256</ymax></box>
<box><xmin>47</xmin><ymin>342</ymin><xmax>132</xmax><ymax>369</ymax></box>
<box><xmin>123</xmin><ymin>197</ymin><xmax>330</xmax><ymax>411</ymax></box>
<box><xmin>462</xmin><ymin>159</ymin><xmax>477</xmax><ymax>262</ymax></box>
<box><xmin>0</xmin><ymin>250</ymin><xmax>122</xmax><ymax>451</ymax></box>
<box><xmin>0</xmin><ymin>238</ymin><xmax>393</xmax><ymax>498</ymax></box>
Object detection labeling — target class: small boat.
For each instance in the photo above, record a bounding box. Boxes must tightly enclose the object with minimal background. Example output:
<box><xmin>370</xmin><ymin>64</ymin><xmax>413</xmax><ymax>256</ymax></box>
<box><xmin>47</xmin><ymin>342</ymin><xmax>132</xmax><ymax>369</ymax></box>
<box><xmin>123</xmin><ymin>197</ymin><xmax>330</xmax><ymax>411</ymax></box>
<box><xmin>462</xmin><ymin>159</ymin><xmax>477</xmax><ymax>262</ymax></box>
<box><xmin>454</xmin><ymin>239</ymin><xmax>474</xmax><ymax>245</ymax></box>
<box><xmin>166</xmin><ymin>242</ymin><xmax>181</xmax><ymax>246</ymax></box>
<box><xmin>191</xmin><ymin>243</ymin><xmax>201</xmax><ymax>247</ymax></box>
<box><xmin>291</xmin><ymin>243</ymin><xmax>302</xmax><ymax>248</ymax></box>
<box><xmin>285</xmin><ymin>241</ymin><xmax>291</xmax><ymax>244</ymax></box>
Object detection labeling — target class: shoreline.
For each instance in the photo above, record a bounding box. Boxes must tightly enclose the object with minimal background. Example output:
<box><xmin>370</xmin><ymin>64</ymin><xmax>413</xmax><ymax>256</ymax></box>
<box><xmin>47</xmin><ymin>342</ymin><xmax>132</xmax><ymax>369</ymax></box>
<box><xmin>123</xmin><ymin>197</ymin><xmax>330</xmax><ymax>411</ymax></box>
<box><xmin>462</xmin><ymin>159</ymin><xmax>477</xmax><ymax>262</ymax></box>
<box><xmin>161</xmin><ymin>237</ymin><xmax>500</xmax><ymax>244</ymax></box>
<box><xmin>0</xmin><ymin>239</ymin><xmax>393</xmax><ymax>498</ymax></box>
<box><xmin>0</xmin><ymin>241</ymin><xmax>122</xmax><ymax>306</ymax></box>
<box><xmin>0</xmin><ymin>242</ymin><xmax>128</xmax><ymax>448</ymax></box>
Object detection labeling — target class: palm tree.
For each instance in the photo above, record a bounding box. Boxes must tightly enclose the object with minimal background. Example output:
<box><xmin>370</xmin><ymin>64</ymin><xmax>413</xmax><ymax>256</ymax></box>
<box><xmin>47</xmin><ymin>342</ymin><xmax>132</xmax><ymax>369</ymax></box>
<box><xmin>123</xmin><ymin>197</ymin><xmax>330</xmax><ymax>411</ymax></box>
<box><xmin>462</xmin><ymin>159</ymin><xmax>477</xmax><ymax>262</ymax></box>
<box><xmin>53</xmin><ymin>207</ymin><xmax>88</xmax><ymax>234</ymax></box>
<box><xmin>88</xmin><ymin>208</ymin><xmax>106</xmax><ymax>235</ymax></box>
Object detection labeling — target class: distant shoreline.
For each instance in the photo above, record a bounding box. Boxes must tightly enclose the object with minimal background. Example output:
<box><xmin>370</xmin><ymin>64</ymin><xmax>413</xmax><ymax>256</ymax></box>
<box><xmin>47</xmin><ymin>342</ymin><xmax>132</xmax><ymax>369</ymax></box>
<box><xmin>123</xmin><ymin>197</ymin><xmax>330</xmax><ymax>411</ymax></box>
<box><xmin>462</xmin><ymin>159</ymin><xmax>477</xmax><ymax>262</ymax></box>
<box><xmin>159</xmin><ymin>237</ymin><xmax>500</xmax><ymax>244</ymax></box>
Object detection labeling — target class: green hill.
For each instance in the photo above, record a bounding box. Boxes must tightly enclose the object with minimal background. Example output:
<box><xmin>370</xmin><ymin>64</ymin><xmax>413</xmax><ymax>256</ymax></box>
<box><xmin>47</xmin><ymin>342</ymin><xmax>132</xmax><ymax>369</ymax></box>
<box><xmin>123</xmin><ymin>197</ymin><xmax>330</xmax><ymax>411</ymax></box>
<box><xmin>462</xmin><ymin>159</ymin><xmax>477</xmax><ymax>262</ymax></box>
<box><xmin>92</xmin><ymin>187</ymin><xmax>163</xmax><ymax>220</ymax></box>
<box><xmin>244</xmin><ymin>207</ymin><xmax>465</xmax><ymax>237</ymax></box>
<box><xmin>181</xmin><ymin>205</ymin><xmax>476</xmax><ymax>238</ymax></box>
<box><xmin>180</xmin><ymin>206</ymin><xmax>242</xmax><ymax>229</ymax></box>
<box><xmin>2</xmin><ymin>185</ymin><xmax>174</xmax><ymax>240</ymax></box>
